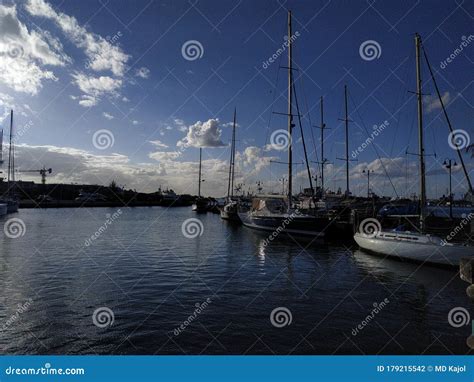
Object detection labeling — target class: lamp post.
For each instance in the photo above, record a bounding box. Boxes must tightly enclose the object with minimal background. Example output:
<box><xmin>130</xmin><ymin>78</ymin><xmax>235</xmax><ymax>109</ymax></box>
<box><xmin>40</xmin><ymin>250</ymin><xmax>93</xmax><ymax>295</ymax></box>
<box><xmin>362</xmin><ymin>169</ymin><xmax>374</xmax><ymax>198</ymax></box>
<box><xmin>443</xmin><ymin>159</ymin><xmax>457</xmax><ymax>218</ymax></box>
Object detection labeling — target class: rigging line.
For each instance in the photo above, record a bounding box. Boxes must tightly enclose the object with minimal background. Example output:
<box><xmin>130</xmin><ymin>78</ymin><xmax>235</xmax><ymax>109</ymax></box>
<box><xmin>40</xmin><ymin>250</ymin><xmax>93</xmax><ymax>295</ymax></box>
<box><xmin>422</xmin><ymin>43</ymin><xmax>472</xmax><ymax>193</ymax></box>
<box><xmin>347</xmin><ymin>92</ymin><xmax>400</xmax><ymax>198</ymax></box>
<box><xmin>293</xmin><ymin>80</ymin><xmax>315</xmax><ymax>197</ymax></box>
<box><xmin>299</xmin><ymin>72</ymin><xmax>322</xmax><ymax>179</ymax></box>
<box><xmin>292</xmin><ymin>46</ymin><xmax>320</xmax><ymax>177</ymax></box>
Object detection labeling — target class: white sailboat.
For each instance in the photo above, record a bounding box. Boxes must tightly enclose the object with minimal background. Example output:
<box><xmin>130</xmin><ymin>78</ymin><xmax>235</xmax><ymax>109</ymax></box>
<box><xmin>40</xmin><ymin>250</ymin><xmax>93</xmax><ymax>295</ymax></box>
<box><xmin>354</xmin><ymin>34</ymin><xmax>473</xmax><ymax>267</ymax></box>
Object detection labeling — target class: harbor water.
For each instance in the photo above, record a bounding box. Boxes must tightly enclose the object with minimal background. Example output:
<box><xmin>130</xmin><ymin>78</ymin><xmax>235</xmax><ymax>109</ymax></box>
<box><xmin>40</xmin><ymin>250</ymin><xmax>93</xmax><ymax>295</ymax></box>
<box><xmin>0</xmin><ymin>207</ymin><xmax>471</xmax><ymax>354</ymax></box>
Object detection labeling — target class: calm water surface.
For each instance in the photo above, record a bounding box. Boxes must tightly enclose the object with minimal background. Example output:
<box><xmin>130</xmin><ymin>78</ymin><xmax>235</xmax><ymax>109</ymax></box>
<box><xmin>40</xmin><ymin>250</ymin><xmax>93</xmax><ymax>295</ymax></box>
<box><xmin>0</xmin><ymin>207</ymin><xmax>471</xmax><ymax>354</ymax></box>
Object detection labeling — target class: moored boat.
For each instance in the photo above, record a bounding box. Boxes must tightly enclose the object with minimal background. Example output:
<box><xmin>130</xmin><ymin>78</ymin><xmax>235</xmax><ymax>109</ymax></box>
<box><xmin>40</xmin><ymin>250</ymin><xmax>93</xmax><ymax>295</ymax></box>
<box><xmin>354</xmin><ymin>33</ymin><xmax>474</xmax><ymax>267</ymax></box>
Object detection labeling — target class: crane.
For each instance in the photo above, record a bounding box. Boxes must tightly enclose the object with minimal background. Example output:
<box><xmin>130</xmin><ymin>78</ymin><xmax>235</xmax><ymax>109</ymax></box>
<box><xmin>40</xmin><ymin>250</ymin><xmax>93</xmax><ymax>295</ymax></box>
<box><xmin>20</xmin><ymin>166</ymin><xmax>52</xmax><ymax>185</ymax></box>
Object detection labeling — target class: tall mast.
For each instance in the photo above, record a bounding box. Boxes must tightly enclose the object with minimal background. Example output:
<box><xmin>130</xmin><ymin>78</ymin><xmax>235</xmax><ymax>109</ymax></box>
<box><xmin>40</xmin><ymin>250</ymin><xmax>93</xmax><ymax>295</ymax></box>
<box><xmin>344</xmin><ymin>85</ymin><xmax>349</xmax><ymax>196</ymax></box>
<box><xmin>415</xmin><ymin>33</ymin><xmax>426</xmax><ymax>229</ymax></box>
<box><xmin>198</xmin><ymin>147</ymin><xmax>202</xmax><ymax>198</ymax></box>
<box><xmin>0</xmin><ymin>128</ymin><xmax>3</xmax><ymax>165</ymax></box>
<box><xmin>287</xmin><ymin>10</ymin><xmax>293</xmax><ymax>207</ymax></box>
<box><xmin>320</xmin><ymin>96</ymin><xmax>325</xmax><ymax>195</ymax></box>
<box><xmin>230</xmin><ymin>108</ymin><xmax>236</xmax><ymax>198</ymax></box>
<box><xmin>7</xmin><ymin>110</ymin><xmax>13</xmax><ymax>185</ymax></box>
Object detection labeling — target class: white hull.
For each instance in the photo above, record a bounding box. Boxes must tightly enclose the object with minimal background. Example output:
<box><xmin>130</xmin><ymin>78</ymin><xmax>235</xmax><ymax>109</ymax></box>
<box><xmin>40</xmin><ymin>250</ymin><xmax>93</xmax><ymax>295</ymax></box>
<box><xmin>354</xmin><ymin>231</ymin><xmax>474</xmax><ymax>267</ymax></box>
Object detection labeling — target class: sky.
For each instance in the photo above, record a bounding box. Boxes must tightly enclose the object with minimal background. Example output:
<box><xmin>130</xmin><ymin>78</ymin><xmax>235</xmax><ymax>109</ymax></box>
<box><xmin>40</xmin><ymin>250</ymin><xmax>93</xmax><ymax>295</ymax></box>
<box><xmin>0</xmin><ymin>0</ymin><xmax>472</xmax><ymax>198</ymax></box>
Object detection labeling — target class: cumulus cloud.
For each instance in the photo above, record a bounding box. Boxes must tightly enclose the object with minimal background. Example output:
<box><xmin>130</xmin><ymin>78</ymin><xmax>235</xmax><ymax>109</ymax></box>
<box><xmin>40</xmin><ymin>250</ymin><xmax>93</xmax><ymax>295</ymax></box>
<box><xmin>177</xmin><ymin>119</ymin><xmax>226</xmax><ymax>148</ymax></box>
<box><xmin>71</xmin><ymin>72</ymin><xmax>122</xmax><ymax>107</ymax></box>
<box><xmin>25</xmin><ymin>0</ymin><xmax>129</xmax><ymax>77</ymax></box>
<box><xmin>135</xmin><ymin>67</ymin><xmax>150</xmax><ymax>78</ymax></box>
<box><xmin>0</xmin><ymin>4</ymin><xmax>70</xmax><ymax>95</ymax></box>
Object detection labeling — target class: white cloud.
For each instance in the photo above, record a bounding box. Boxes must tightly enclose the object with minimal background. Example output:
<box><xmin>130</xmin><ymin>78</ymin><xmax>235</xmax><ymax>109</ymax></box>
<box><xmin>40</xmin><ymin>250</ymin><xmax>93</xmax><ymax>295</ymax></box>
<box><xmin>132</xmin><ymin>120</ymin><xmax>139</xmax><ymax>125</ymax></box>
<box><xmin>425</xmin><ymin>91</ymin><xmax>450</xmax><ymax>113</ymax></box>
<box><xmin>122</xmin><ymin>96</ymin><xmax>129</xmax><ymax>102</ymax></box>
<box><xmin>26</xmin><ymin>0</ymin><xmax>129</xmax><ymax>77</ymax></box>
<box><xmin>71</xmin><ymin>72</ymin><xmax>122</xmax><ymax>107</ymax></box>
<box><xmin>148</xmin><ymin>151</ymin><xmax>181</xmax><ymax>161</ymax></box>
<box><xmin>102</xmin><ymin>112</ymin><xmax>114</xmax><ymax>120</ymax></box>
<box><xmin>149</xmin><ymin>140</ymin><xmax>168</xmax><ymax>149</ymax></box>
<box><xmin>177</xmin><ymin>119</ymin><xmax>226</xmax><ymax>148</ymax></box>
<box><xmin>0</xmin><ymin>4</ymin><xmax>69</xmax><ymax>95</ymax></box>
<box><xmin>135</xmin><ymin>67</ymin><xmax>150</xmax><ymax>78</ymax></box>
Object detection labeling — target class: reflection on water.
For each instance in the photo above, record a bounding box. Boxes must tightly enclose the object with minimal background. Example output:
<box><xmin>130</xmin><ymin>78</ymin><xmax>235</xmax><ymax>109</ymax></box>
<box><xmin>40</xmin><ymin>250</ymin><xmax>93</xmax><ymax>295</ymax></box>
<box><xmin>0</xmin><ymin>208</ymin><xmax>471</xmax><ymax>354</ymax></box>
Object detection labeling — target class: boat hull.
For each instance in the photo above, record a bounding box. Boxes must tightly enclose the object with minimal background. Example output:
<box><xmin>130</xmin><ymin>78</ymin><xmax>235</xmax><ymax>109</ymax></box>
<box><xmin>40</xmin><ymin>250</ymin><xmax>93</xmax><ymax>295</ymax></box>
<box><xmin>0</xmin><ymin>203</ymin><xmax>7</xmax><ymax>216</ymax></box>
<box><xmin>354</xmin><ymin>232</ymin><xmax>474</xmax><ymax>267</ymax></box>
<box><xmin>239</xmin><ymin>212</ymin><xmax>328</xmax><ymax>238</ymax></box>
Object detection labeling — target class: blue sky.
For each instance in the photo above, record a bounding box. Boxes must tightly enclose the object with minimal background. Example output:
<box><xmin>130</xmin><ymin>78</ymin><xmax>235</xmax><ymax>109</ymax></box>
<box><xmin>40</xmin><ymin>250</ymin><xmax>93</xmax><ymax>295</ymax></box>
<box><xmin>0</xmin><ymin>0</ymin><xmax>472</xmax><ymax>197</ymax></box>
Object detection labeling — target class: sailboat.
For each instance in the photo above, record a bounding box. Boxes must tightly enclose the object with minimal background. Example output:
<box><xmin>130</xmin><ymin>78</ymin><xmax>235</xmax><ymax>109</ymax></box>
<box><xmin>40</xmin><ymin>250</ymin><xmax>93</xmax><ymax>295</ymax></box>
<box><xmin>192</xmin><ymin>148</ymin><xmax>208</xmax><ymax>213</ymax></box>
<box><xmin>354</xmin><ymin>34</ymin><xmax>473</xmax><ymax>267</ymax></box>
<box><xmin>220</xmin><ymin>108</ymin><xmax>240</xmax><ymax>222</ymax></box>
<box><xmin>238</xmin><ymin>10</ymin><xmax>330</xmax><ymax>238</ymax></box>
<box><xmin>0</xmin><ymin>110</ymin><xmax>19</xmax><ymax>214</ymax></box>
